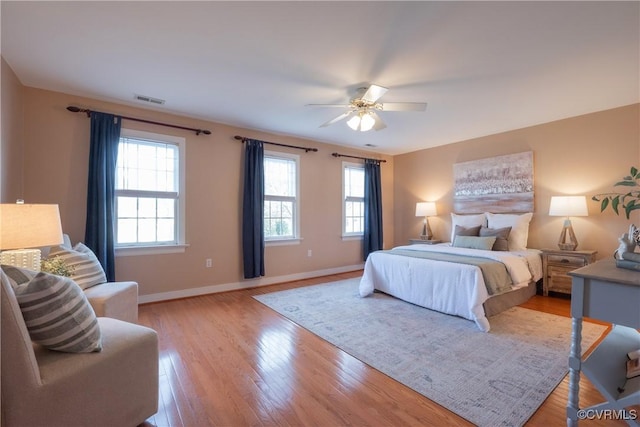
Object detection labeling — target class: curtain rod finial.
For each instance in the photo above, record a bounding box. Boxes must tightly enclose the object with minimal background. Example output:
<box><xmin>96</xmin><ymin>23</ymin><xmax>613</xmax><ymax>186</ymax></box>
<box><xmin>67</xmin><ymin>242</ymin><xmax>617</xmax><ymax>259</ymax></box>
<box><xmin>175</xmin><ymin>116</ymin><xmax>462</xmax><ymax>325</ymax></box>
<box><xmin>67</xmin><ymin>106</ymin><xmax>91</xmax><ymax>117</ymax></box>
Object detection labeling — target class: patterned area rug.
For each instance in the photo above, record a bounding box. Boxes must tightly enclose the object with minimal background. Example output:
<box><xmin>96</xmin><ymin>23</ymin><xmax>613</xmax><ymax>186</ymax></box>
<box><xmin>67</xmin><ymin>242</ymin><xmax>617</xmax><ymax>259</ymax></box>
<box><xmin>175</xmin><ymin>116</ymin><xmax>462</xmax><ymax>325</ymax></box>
<box><xmin>254</xmin><ymin>278</ymin><xmax>607</xmax><ymax>427</ymax></box>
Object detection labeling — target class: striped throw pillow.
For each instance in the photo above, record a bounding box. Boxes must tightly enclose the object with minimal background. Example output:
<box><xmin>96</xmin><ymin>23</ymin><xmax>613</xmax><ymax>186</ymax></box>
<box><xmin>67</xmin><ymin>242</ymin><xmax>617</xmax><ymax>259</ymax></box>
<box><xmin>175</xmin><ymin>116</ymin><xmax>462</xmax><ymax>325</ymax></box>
<box><xmin>10</xmin><ymin>270</ymin><xmax>102</xmax><ymax>353</ymax></box>
<box><xmin>48</xmin><ymin>243</ymin><xmax>107</xmax><ymax>290</ymax></box>
<box><xmin>1</xmin><ymin>264</ymin><xmax>38</xmax><ymax>287</ymax></box>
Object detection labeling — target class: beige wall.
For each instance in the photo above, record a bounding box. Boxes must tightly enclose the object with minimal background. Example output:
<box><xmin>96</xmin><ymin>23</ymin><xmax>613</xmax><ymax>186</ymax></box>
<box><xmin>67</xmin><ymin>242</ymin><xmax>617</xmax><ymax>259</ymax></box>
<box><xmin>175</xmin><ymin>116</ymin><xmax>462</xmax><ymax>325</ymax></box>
<box><xmin>394</xmin><ymin>104</ymin><xmax>640</xmax><ymax>259</ymax></box>
<box><xmin>18</xmin><ymin>87</ymin><xmax>394</xmax><ymax>297</ymax></box>
<box><xmin>1</xmin><ymin>57</ymin><xmax>25</xmax><ymax>202</ymax></box>
<box><xmin>5</xmin><ymin>67</ymin><xmax>639</xmax><ymax>297</ymax></box>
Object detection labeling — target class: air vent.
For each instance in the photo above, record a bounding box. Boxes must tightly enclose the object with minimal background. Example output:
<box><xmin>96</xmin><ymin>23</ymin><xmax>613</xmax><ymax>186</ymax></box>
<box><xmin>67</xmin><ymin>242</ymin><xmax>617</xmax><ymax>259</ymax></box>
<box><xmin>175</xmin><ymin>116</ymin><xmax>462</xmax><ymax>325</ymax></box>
<box><xmin>134</xmin><ymin>94</ymin><xmax>166</xmax><ymax>105</ymax></box>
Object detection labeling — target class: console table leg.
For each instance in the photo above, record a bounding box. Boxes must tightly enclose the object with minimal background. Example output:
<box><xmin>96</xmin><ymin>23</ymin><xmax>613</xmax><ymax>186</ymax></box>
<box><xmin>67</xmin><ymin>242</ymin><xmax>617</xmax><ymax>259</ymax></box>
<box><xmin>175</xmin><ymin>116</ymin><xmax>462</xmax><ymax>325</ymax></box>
<box><xmin>567</xmin><ymin>317</ymin><xmax>582</xmax><ymax>426</ymax></box>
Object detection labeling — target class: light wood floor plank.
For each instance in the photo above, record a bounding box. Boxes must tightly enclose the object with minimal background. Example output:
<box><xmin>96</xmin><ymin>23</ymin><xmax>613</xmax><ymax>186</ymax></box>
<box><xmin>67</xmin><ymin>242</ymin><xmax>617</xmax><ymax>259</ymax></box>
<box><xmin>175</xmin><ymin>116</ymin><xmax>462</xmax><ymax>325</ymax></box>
<box><xmin>139</xmin><ymin>272</ymin><xmax>632</xmax><ymax>426</ymax></box>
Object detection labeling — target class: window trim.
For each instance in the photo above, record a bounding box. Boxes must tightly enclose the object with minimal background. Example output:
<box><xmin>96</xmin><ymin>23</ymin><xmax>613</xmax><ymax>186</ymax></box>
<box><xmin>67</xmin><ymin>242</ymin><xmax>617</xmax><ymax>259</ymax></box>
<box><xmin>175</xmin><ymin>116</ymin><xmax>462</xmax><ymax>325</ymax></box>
<box><xmin>114</xmin><ymin>128</ymin><xmax>186</xmax><ymax>254</ymax></box>
<box><xmin>264</xmin><ymin>150</ymin><xmax>300</xmax><ymax>243</ymax></box>
<box><xmin>342</xmin><ymin>161</ymin><xmax>365</xmax><ymax>238</ymax></box>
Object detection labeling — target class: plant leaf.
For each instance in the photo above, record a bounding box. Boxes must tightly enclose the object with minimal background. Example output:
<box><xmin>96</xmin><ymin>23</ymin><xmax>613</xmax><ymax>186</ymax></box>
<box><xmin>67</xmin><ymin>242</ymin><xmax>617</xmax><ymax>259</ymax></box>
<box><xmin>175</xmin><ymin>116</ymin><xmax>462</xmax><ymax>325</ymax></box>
<box><xmin>615</xmin><ymin>181</ymin><xmax>638</xmax><ymax>187</ymax></box>
<box><xmin>612</xmin><ymin>196</ymin><xmax>620</xmax><ymax>215</ymax></box>
<box><xmin>628</xmin><ymin>204</ymin><xmax>640</xmax><ymax>215</ymax></box>
<box><xmin>600</xmin><ymin>198</ymin><xmax>609</xmax><ymax>212</ymax></box>
<box><xmin>631</xmin><ymin>166</ymin><xmax>638</xmax><ymax>177</ymax></box>
<box><xmin>625</xmin><ymin>200</ymin><xmax>638</xmax><ymax>219</ymax></box>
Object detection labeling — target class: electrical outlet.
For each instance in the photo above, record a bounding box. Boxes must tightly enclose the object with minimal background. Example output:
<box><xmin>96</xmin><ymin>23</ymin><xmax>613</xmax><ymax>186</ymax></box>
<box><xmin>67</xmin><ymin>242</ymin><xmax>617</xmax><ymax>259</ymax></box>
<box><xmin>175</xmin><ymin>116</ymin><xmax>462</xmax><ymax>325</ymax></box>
<box><xmin>206</xmin><ymin>258</ymin><xmax>212</xmax><ymax>268</ymax></box>
<box><xmin>307</xmin><ymin>250</ymin><xmax>312</xmax><ymax>257</ymax></box>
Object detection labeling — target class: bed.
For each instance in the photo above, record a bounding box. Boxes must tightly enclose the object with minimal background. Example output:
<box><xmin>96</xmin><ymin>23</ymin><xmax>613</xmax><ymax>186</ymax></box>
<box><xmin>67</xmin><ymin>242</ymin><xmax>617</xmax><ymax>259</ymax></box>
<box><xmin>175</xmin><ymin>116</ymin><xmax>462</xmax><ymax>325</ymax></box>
<box><xmin>359</xmin><ymin>213</ymin><xmax>543</xmax><ymax>332</ymax></box>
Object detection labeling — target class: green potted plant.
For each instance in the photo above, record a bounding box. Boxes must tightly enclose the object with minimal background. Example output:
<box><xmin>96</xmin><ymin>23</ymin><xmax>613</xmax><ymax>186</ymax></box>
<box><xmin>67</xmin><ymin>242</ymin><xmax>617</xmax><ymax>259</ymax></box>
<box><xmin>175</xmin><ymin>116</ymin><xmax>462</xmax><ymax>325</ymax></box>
<box><xmin>592</xmin><ymin>166</ymin><xmax>640</xmax><ymax>219</ymax></box>
<box><xmin>593</xmin><ymin>167</ymin><xmax>640</xmax><ymax>266</ymax></box>
<box><xmin>41</xmin><ymin>256</ymin><xmax>75</xmax><ymax>277</ymax></box>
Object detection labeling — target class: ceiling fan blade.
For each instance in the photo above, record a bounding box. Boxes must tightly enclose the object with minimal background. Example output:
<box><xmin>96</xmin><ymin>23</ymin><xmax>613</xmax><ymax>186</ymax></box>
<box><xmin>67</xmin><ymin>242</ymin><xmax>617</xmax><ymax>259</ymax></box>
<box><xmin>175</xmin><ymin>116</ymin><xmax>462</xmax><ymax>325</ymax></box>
<box><xmin>320</xmin><ymin>111</ymin><xmax>352</xmax><ymax>127</ymax></box>
<box><xmin>306</xmin><ymin>104</ymin><xmax>352</xmax><ymax>108</ymax></box>
<box><xmin>369</xmin><ymin>111</ymin><xmax>387</xmax><ymax>131</ymax></box>
<box><xmin>361</xmin><ymin>84</ymin><xmax>388</xmax><ymax>103</ymax></box>
<box><xmin>380</xmin><ymin>102</ymin><xmax>428</xmax><ymax>112</ymax></box>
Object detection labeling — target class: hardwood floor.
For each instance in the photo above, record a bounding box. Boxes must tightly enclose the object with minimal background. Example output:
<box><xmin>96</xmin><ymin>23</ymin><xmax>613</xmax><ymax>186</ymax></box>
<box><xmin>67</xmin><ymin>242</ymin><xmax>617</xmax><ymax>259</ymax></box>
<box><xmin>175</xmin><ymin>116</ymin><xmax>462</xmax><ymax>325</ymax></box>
<box><xmin>138</xmin><ymin>272</ymin><xmax>630</xmax><ymax>426</ymax></box>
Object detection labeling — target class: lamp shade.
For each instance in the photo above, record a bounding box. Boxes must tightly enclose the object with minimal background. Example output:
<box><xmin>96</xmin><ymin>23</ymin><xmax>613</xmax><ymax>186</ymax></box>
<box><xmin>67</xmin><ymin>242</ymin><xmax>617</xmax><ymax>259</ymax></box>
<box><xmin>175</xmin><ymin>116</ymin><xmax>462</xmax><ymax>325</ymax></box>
<box><xmin>0</xmin><ymin>204</ymin><xmax>64</xmax><ymax>250</ymax></box>
<box><xmin>347</xmin><ymin>111</ymin><xmax>375</xmax><ymax>132</ymax></box>
<box><xmin>415</xmin><ymin>202</ymin><xmax>437</xmax><ymax>217</ymax></box>
<box><xmin>548</xmin><ymin>196</ymin><xmax>588</xmax><ymax>217</ymax></box>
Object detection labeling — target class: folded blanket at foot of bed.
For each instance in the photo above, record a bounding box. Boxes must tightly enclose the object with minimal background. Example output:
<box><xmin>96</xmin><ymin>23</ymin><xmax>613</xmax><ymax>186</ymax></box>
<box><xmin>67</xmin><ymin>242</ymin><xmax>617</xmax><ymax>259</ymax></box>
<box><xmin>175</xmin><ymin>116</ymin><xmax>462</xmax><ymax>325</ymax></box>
<box><xmin>386</xmin><ymin>248</ymin><xmax>513</xmax><ymax>296</ymax></box>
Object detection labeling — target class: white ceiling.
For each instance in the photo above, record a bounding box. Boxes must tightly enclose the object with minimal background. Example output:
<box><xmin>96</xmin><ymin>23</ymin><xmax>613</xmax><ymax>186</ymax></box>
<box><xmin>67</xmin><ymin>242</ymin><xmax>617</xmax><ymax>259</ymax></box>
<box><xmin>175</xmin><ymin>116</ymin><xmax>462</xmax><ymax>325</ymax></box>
<box><xmin>2</xmin><ymin>1</ymin><xmax>638</xmax><ymax>155</ymax></box>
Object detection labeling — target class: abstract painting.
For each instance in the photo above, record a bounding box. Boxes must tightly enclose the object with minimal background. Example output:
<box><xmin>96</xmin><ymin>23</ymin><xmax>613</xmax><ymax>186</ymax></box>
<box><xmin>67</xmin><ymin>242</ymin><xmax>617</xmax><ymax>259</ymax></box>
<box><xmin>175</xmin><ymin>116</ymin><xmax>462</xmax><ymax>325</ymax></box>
<box><xmin>453</xmin><ymin>151</ymin><xmax>534</xmax><ymax>213</ymax></box>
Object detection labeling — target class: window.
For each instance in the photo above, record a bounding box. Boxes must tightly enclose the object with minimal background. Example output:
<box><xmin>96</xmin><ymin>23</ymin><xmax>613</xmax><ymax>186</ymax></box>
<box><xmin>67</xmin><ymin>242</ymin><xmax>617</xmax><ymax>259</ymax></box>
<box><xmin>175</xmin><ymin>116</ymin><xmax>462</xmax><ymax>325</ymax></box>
<box><xmin>115</xmin><ymin>129</ymin><xmax>185</xmax><ymax>249</ymax></box>
<box><xmin>264</xmin><ymin>152</ymin><xmax>299</xmax><ymax>241</ymax></box>
<box><xmin>343</xmin><ymin>162</ymin><xmax>365</xmax><ymax>236</ymax></box>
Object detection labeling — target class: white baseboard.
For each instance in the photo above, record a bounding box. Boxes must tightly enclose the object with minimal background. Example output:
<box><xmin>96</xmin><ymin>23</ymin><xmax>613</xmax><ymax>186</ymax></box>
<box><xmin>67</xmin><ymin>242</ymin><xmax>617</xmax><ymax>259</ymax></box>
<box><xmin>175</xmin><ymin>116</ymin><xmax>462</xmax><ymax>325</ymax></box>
<box><xmin>138</xmin><ymin>263</ymin><xmax>364</xmax><ymax>304</ymax></box>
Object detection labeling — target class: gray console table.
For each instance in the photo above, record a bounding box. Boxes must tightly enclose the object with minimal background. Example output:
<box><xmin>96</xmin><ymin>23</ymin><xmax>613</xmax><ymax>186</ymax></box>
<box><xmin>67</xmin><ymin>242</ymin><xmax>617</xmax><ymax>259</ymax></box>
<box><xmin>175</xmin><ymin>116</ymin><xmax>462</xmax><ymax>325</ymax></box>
<box><xmin>568</xmin><ymin>259</ymin><xmax>640</xmax><ymax>426</ymax></box>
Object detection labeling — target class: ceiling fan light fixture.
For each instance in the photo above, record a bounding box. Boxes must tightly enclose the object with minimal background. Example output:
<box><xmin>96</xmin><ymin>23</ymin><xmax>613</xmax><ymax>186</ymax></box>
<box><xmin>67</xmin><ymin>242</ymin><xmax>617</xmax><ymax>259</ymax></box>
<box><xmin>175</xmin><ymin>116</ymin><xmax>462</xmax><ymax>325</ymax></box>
<box><xmin>307</xmin><ymin>83</ymin><xmax>427</xmax><ymax>130</ymax></box>
<box><xmin>347</xmin><ymin>114</ymin><xmax>361</xmax><ymax>131</ymax></box>
<box><xmin>360</xmin><ymin>112</ymin><xmax>375</xmax><ymax>131</ymax></box>
<box><xmin>347</xmin><ymin>111</ymin><xmax>375</xmax><ymax>132</ymax></box>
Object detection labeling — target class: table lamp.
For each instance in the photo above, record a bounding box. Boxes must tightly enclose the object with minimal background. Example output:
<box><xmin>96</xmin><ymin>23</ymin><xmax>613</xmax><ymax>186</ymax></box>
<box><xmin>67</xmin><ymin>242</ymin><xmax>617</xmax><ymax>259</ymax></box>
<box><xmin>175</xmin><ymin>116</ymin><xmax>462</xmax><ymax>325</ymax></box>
<box><xmin>548</xmin><ymin>196</ymin><xmax>588</xmax><ymax>251</ymax></box>
<box><xmin>0</xmin><ymin>202</ymin><xmax>64</xmax><ymax>271</ymax></box>
<box><xmin>415</xmin><ymin>202</ymin><xmax>437</xmax><ymax>240</ymax></box>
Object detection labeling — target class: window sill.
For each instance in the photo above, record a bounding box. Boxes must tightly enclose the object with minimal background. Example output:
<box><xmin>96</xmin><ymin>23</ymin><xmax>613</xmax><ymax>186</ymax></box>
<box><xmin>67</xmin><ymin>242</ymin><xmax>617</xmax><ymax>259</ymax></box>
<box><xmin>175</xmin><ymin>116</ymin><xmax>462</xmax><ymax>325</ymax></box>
<box><xmin>342</xmin><ymin>234</ymin><xmax>363</xmax><ymax>241</ymax></box>
<box><xmin>115</xmin><ymin>244</ymin><xmax>189</xmax><ymax>257</ymax></box>
<box><xmin>265</xmin><ymin>238</ymin><xmax>302</xmax><ymax>247</ymax></box>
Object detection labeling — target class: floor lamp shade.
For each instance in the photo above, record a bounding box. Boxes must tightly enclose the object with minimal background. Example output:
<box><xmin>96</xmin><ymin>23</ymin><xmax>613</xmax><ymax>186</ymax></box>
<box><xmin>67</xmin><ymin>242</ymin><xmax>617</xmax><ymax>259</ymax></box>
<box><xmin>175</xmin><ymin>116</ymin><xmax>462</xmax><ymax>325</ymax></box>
<box><xmin>0</xmin><ymin>203</ymin><xmax>64</xmax><ymax>270</ymax></box>
<box><xmin>548</xmin><ymin>196</ymin><xmax>588</xmax><ymax>251</ymax></box>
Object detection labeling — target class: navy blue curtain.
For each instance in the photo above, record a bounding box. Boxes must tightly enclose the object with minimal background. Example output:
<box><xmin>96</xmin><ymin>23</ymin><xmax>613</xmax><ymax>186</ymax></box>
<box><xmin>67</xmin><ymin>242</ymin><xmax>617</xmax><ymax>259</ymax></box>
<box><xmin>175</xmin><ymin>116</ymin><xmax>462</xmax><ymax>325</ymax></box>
<box><xmin>242</xmin><ymin>139</ymin><xmax>265</xmax><ymax>279</ymax></box>
<box><xmin>363</xmin><ymin>159</ymin><xmax>383</xmax><ymax>261</ymax></box>
<box><xmin>85</xmin><ymin>112</ymin><xmax>121</xmax><ymax>281</ymax></box>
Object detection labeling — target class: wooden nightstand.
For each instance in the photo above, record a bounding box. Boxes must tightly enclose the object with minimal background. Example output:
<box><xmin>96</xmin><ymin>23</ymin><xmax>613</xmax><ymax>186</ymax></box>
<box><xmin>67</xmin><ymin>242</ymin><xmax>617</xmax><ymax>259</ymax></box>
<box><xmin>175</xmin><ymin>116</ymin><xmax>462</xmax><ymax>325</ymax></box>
<box><xmin>541</xmin><ymin>249</ymin><xmax>597</xmax><ymax>296</ymax></box>
<box><xmin>409</xmin><ymin>239</ymin><xmax>442</xmax><ymax>245</ymax></box>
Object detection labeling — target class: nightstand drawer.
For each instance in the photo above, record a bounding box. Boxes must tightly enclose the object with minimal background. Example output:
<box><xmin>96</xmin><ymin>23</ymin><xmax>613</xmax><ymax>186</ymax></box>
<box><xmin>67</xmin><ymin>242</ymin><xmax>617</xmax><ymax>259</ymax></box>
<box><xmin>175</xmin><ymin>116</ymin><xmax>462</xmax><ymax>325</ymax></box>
<box><xmin>541</xmin><ymin>249</ymin><xmax>597</xmax><ymax>296</ymax></box>
<box><xmin>547</xmin><ymin>254</ymin><xmax>587</xmax><ymax>267</ymax></box>
<box><xmin>548</xmin><ymin>266</ymin><xmax>575</xmax><ymax>293</ymax></box>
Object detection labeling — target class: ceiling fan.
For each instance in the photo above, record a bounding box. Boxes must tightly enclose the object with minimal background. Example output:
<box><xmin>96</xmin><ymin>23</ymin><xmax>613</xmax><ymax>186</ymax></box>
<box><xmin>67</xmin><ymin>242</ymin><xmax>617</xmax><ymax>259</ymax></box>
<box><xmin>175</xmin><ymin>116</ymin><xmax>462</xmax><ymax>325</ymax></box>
<box><xmin>306</xmin><ymin>84</ymin><xmax>427</xmax><ymax>132</ymax></box>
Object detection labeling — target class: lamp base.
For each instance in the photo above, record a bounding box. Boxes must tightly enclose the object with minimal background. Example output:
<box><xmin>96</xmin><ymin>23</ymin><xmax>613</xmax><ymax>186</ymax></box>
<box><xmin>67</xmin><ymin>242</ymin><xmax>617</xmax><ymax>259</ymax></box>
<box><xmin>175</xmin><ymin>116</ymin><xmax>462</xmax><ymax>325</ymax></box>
<box><xmin>420</xmin><ymin>218</ymin><xmax>433</xmax><ymax>240</ymax></box>
<box><xmin>558</xmin><ymin>242</ymin><xmax>578</xmax><ymax>251</ymax></box>
<box><xmin>0</xmin><ymin>249</ymin><xmax>42</xmax><ymax>271</ymax></box>
<box><xmin>557</xmin><ymin>219</ymin><xmax>579</xmax><ymax>251</ymax></box>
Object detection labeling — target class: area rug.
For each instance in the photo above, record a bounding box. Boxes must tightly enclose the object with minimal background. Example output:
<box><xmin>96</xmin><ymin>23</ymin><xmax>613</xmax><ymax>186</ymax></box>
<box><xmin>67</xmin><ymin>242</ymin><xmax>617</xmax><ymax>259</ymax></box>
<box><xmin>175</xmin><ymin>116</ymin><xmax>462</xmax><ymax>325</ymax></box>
<box><xmin>253</xmin><ymin>278</ymin><xmax>607</xmax><ymax>427</ymax></box>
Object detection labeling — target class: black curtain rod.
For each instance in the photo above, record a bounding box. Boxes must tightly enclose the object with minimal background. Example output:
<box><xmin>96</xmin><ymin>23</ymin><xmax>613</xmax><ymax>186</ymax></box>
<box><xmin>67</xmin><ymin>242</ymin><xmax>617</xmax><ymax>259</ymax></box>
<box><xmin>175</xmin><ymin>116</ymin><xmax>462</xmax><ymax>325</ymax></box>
<box><xmin>331</xmin><ymin>152</ymin><xmax>387</xmax><ymax>163</ymax></box>
<box><xmin>234</xmin><ymin>135</ymin><xmax>318</xmax><ymax>153</ymax></box>
<box><xmin>67</xmin><ymin>106</ymin><xmax>212</xmax><ymax>136</ymax></box>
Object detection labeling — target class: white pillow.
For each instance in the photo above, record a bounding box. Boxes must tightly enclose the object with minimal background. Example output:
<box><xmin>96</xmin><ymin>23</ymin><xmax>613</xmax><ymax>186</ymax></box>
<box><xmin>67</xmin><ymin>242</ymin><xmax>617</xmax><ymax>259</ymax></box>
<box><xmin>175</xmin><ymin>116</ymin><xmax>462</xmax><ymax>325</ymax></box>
<box><xmin>486</xmin><ymin>212</ymin><xmax>533</xmax><ymax>251</ymax></box>
<box><xmin>450</xmin><ymin>213</ymin><xmax>487</xmax><ymax>243</ymax></box>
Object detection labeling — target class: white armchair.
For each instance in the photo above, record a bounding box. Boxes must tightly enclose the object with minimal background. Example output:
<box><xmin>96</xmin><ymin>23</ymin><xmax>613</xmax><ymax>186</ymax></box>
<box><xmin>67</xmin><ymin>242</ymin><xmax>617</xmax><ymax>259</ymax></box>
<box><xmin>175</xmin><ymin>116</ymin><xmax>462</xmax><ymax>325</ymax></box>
<box><xmin>1</xmin><ymin>270</ymin><xmax>159</xmax><ymax>427</ymax></box>
<box><xmin>45</xmin><ymin>234</ymin><xmax>139</xmax><ymax>323</ymax></box>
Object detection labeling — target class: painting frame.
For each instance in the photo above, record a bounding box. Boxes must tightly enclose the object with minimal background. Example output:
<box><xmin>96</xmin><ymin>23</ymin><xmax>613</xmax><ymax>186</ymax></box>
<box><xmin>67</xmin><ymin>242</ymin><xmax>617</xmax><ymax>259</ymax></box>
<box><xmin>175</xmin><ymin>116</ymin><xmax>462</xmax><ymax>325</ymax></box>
<box><xmin>453</xmin><ymin>151</ymin><xmax>534</xmax><ymax>214</ymax></box>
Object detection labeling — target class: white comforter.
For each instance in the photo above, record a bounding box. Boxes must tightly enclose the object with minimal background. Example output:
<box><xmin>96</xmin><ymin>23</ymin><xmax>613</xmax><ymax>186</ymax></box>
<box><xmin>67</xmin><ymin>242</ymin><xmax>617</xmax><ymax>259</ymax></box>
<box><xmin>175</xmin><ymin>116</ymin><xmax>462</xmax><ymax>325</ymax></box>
<box><xmin>359</xmin><ymin>244</ymin><xmax>542</xmax><ymax>332</ymax></box>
